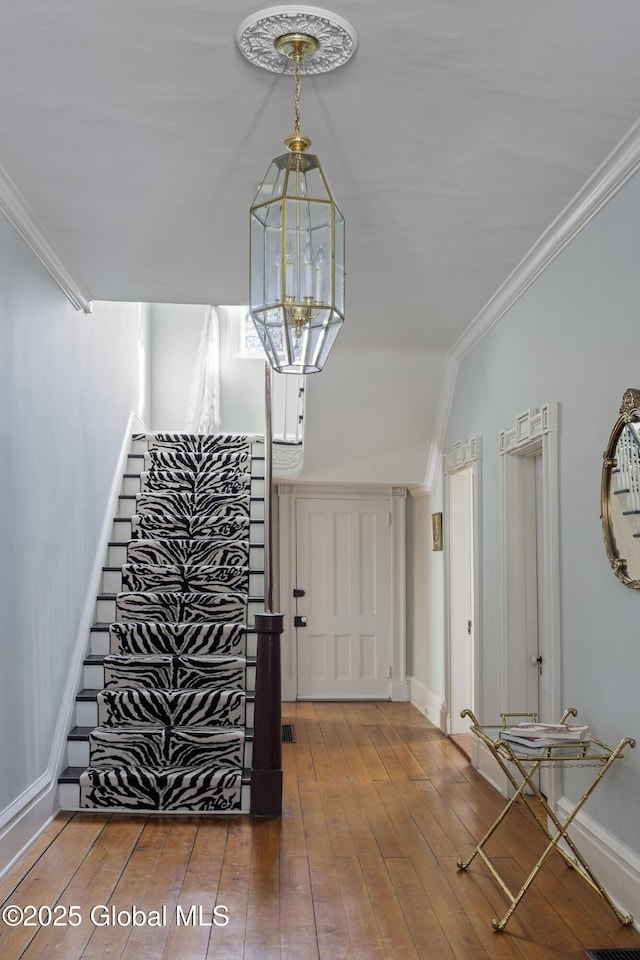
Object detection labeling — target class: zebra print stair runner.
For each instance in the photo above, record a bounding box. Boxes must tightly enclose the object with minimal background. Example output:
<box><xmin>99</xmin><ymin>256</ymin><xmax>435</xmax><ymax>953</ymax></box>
<box><xmin>75</xmin><ymin>432</ymin><xmax>260</xmax><ymax>812</ymax></box>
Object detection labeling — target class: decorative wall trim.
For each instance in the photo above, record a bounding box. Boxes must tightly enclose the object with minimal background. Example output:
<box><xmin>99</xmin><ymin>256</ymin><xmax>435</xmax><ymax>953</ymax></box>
<box><xmin>499</xmin><ymin>401</ymin><xmax>558</xmax><ymax>455</ymax></box>
<box><xmin>443</xmin><ymin>435</ymin><xmax>482</xmax><ymax>475</ymax></box>
<box><xmin>0</xmin><ymin>165</ymin><xmax>93</xmax><ymax>313</ymax></box>
<box><xmin>450</xmin><ymin>118</ymin><xmax>640</xmax><ymax>362</ymax></box>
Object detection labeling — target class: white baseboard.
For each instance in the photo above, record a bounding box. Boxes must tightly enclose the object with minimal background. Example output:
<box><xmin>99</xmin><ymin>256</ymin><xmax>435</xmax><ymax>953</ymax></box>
<box><xmin>282</xmin><ymin>681</ymin><xmax>297</xmax><ymax>702</ymax></box>
<box><xmin>0</xmin><ymin>783</ymin><xmax>58</xmax><ymax>881</ymax></box>
<box><xmin>474</xmin><ymin>739</ymin><xmax>510</xmax><ymax>796</ymax></box>
<box><xmin>391</xmin><ymin>679</ymin><xmax>410</xmax><ymax>702</ymax></box>
<box><xmin>409</xmin><ymin>677</ymin><xmax>447</xmax><ymax>730</ymax></box>
<box><xmin>0</xmin><ymin>411</ymin><xmax>146</xmax><ymax>879</ymax></box>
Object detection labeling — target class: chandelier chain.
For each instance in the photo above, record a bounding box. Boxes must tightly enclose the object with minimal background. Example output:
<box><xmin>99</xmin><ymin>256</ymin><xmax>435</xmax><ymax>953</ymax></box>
<box><xmin>294</xmin><ymin>57</ymin><xmax>302</xmax><ymax>136</ymax></box>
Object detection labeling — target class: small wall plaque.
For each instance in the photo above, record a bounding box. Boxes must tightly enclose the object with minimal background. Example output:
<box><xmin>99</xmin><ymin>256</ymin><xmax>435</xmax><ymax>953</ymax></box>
<box><xmin>432</xmin><ymin>512</ymin><xmax>443</xmax><ymax>551</ymax></box>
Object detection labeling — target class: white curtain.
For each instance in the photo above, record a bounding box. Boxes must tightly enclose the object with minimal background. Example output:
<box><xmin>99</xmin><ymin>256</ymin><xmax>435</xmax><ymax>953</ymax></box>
<box><xmin>185</xmin><ymin>305</ymin><xmax>221</xmax><ymax>434</ymax></box>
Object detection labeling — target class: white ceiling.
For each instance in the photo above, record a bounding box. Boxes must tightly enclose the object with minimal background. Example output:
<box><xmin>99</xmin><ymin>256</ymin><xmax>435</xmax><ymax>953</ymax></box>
<box><xmin>2</xmin><ymin>2</ymin><xmax>640</xmax><ymax>479</ymax></box>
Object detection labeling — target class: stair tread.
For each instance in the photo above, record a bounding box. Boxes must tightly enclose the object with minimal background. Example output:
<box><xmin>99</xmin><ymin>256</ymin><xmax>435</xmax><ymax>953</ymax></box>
<box><xmin>69</xmin><ymin>727</ymin><xmax>94</xmax><ymax>739</ymax></box>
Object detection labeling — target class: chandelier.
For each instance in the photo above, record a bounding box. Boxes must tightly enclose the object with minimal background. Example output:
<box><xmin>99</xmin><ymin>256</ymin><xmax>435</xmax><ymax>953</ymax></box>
<box><xmin>237</xmin><ymin>7</ymin><xmax>357</xmax><ymax>374</ymax></box>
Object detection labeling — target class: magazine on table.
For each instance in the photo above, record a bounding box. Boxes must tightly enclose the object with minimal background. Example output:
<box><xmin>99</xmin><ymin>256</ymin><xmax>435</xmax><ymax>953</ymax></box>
<box><xmin>498</xmin><ymin>721</ymin><xmax>589</xmax><ymax>752</ymax></box>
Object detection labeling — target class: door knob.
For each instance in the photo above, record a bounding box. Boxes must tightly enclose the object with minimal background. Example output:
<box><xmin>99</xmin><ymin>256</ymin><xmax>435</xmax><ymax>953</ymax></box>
<box><xmin>294</xmin><ymin>616</ymin><xmax>307</xmax><ymax>628</ymax></box>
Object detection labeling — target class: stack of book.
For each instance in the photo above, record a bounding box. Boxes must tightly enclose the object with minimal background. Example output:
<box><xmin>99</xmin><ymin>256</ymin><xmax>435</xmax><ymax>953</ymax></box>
<box><xmin>498</xmin><ymin>721</ymin><xmax>590</xmax><ymax>754</ymax></box>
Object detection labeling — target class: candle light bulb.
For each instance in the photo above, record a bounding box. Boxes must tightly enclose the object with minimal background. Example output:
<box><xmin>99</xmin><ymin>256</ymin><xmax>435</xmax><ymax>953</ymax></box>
<box><xmin>315</xmin><ymin>246</ymin><xmax>325</xmax><ymax>304</ymax></box>
<box><xmin>304</xmin><ymin>241</ymin><xmax>314</xmax><ymax>300</ymax></box>
<box><xmin>285</xmin><ymin>245</ymin><xmax>294</xmax><ymax>297</ymax></box>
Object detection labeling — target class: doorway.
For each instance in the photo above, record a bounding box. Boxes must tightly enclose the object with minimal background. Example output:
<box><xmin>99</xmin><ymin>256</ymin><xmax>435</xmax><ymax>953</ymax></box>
<box><xmin>500</xmin><ymin>403</ymin><xmax>561</xmax><ymax>733</ymax></box>
<box><xmin>293</xmin><ymin>497</ymin><xmax>392</xmax><ymax>699</ymax></box>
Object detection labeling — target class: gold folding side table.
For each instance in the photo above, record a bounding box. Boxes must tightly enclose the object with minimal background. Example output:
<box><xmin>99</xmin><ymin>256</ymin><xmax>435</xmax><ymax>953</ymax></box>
<box><xmin>457</xmin><ymin>707</ymin><xmax>635</xmax><ymax>931</ymax></box>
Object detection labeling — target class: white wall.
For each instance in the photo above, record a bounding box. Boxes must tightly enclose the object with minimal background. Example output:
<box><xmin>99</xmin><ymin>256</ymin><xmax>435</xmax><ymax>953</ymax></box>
<box><xmin>0</xmin><ymin>214</ymin><xmax>146</xmax><ymax>872</ymax></box>
<box><xmin>411</xmin><ymin>164</ymin><xmax>640</xmax><ymax>913</ymax></box>
<box><xmin>299</xmin><ymin>344</ymin><xmax>447</xmax><ymax>485</ymax></box>
<box><xmin>148</xmin><ymin>303</ymin><xmax>265</xmax><ymax>434</ymax></box>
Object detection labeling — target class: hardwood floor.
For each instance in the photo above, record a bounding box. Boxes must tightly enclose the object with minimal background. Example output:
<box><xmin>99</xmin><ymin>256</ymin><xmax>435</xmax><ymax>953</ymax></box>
<box><xmin>2</xmin><ymin>701</ymin><xmax>639</xmax><ymax>959</ymax></box>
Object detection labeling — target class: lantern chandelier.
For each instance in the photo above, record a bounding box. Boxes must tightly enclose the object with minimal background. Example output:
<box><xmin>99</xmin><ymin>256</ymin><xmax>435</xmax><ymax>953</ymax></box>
<box><xmin>237</xmin><ymin>6</ymin><xmax>358</xmax><ymax>374</ymax></box>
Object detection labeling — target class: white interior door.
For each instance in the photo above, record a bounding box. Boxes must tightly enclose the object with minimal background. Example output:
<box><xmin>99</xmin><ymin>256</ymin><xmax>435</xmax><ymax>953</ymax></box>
<box><xmin>295</xmin><ymin>498</ymin><xmax>391</xmax><ymax>699</ymax></box>
<box><xmin>449</xmin><ymin>467</ymin><xmax>475</xmax><ymax>734</ymax></box>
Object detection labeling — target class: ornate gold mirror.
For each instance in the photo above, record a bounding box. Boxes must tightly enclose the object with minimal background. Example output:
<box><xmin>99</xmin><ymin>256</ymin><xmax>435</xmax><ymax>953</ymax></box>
<box><xmin>602</xmin><ymin>389</ymin><xmax>640</xmax><ymax>588</ymax></box>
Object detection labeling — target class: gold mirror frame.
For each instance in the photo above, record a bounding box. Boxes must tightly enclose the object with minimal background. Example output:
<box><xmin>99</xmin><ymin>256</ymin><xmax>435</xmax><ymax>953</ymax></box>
<box><xmin>601</xmin><ymin>388</ymin><xmax>640</xmax><ymax>589</ymax></box>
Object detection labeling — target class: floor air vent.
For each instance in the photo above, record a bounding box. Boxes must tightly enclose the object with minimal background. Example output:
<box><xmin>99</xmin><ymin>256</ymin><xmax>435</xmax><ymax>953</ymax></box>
<box><xmin>282</xmin><ymin>723</ymin><xmax>296</xmax><ymax>743</ymax></box>
<box><xmin>586</xmin><ymin>950</ymin><xmax>640</xmax><ymax>959</ymax></box>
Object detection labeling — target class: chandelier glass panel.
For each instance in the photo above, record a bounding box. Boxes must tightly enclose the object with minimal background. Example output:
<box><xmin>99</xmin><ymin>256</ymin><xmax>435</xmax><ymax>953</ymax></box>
<box><xmin>250</xmin><ymin>141</ymin><xmax>344</xmax><ymax>374</ymax></box>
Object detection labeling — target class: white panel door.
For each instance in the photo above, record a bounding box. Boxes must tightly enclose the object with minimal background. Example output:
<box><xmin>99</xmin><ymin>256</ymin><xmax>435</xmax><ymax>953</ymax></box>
<box><xmin>295</xmin><ymin>498</ymin><xmax>391</xmax><ymax>699</ymax></box>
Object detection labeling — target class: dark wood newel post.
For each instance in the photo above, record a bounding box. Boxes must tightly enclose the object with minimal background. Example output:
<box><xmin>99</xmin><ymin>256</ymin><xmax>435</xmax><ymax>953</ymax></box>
<box><xmin>250</xmin><ymin>612</ymin><xmax>284</xmax><ymax>817</ymax></box>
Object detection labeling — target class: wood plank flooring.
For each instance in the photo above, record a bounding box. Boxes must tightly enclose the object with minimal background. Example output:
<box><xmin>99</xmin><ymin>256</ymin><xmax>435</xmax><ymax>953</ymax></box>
<box><xmin>2</xmin><ymin>701</ymin><xmax>640</xmax><ymax>959</ymax></box>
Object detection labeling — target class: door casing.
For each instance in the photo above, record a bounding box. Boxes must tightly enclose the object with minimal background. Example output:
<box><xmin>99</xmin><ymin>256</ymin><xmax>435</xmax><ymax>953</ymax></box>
<box><xmin>444</xmin><ymin>437</ymin><xmax>482</xmax><ymax>735</ymax></box>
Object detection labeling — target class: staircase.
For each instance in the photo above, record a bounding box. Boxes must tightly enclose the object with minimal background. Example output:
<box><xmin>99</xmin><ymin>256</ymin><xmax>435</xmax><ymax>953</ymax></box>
<box><xmin>59</xmin><ymin>432</ymin><xmax>265</xmax><ymax>813</ymax></box>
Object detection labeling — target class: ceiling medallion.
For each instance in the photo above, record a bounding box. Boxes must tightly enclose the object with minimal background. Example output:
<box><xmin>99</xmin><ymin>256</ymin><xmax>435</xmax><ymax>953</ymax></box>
<box><xmin>236</xmin><ymin>5</ymin><xmax>358</xmax><ymax>75</ymax></box>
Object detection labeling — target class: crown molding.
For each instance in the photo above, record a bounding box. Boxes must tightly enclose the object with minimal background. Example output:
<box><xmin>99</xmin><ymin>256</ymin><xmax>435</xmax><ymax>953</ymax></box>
<box><xmin>0</xmin><ymin>165</ymin><xmax>93</xmax><ymax>313</ymax></box>
<box><xmin>451</xmin><ymin>118</ymin><xmax>640</xmax><ymax>362</ymax></box>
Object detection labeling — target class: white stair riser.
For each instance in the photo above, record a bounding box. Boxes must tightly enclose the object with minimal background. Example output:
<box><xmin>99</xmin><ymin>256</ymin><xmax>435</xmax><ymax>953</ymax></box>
<box><xmin>102</xmin><ymin>569</ymin><xmax>122</xmax><ymax>594</ymax></box>
<box><xmin>106</xmin><ymin>544</ymin><xmax>128</xmax><ymax>566</ymax></box>
<box><xmin>83</xmin><ymin>662</ymin><xmax>256</xmax><ymax>693</ymax></box>
<box><xmin>76</xmin><ymin>699</ymin><xmax>255</xmax><ymax>728</ymax></box>
<box><xmin>59</xmin><ymin>783</ymin><xmax>81</xmax><ymax>810</ymax></box>
<box><xmin>89</xmin><ymin>629</ymin><xmax>109</xmax><ymax>656</ymax></box>
<box><xmin>112</xmin><ymin>520</ymin><xmax>131</xmax><ymax>543</ymax></box>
